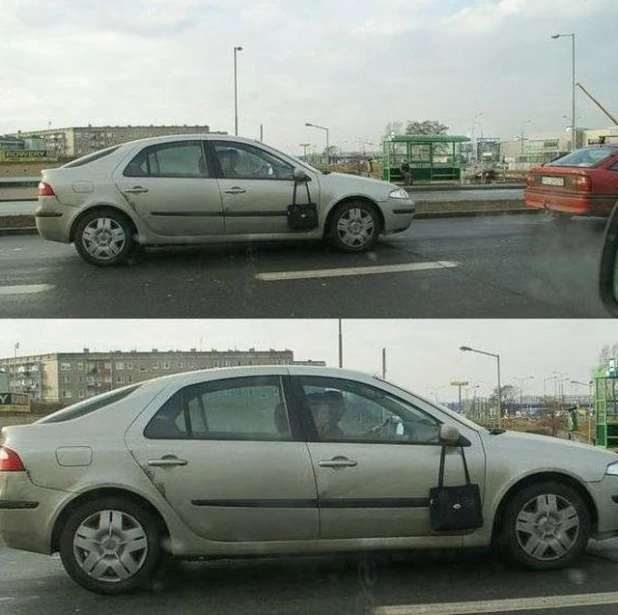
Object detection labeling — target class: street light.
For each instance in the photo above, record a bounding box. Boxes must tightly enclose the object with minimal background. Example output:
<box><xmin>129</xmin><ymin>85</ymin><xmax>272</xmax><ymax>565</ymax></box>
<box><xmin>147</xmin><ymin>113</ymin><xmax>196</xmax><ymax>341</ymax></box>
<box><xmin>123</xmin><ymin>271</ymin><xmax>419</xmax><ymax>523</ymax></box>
<box><xmin>233</xmin><ymin>46</ymin><xmax>243</xmax><ymax>136</ymax></box>
<box><xmin>551</xmin><ymin>33</ymin><xmax>576</xmax><ymax>151</ymax></box>
<box><xmin>520</xmin><ymin>119</ymin><xmax>532</xmax><ymax>156</ymax></box>
<box><xmin>305</xmin><ymin>122</ymin><xmax>330</xmax><ymax>168</ymax></box>
<box><xmin>470</xmin><ymin>112</ymin><xmax>482</xmax><ymax>162</ymax></box>
<box><xmin>460</xmin><ymin>346</ymin><xmax>502</xmax><ymax>427</ymax></box>
<box><xmin>513</xmin><ymin>376</ymin><xmax>534</xmax><ymax>412</ymax></box>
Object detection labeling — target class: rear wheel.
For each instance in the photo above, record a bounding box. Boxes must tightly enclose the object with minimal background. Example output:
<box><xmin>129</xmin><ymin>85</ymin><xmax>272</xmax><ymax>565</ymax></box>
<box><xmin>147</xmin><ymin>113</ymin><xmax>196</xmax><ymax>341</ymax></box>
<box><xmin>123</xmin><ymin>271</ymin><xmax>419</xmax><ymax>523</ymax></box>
<box><xmin>59</xmin><ymin>497</ymin><xmax>161</xmax><ymax>594</ymax></box>
<box><xmin>74</xmin><ymin>209</ymin><xmax>135</xmax><ymax>267</ymax></box>
<box><xmin>327</xmin><ymin>200</ymin><xmax>380</xmax><ymax>252</ymax></box>
<box><xmin>501</xmin><ymin>481</ymin><xmax>590</xmax><ymax>570</ymax></box>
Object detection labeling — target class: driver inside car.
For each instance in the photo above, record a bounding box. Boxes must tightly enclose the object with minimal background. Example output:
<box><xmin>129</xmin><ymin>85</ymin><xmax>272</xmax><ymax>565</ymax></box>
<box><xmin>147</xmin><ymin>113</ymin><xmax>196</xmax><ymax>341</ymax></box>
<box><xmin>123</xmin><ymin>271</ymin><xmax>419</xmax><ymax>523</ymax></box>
<box><xmin>308</xmin><ymin>391</ymin><xmax>345</xmax><ymax>440</ymax></box>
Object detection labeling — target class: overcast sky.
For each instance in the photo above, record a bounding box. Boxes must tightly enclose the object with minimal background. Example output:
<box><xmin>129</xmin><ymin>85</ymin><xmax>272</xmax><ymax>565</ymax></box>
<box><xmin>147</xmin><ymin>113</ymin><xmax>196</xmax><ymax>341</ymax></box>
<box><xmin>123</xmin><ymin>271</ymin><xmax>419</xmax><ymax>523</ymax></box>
<box><xmin>0</xmin><ymin>319</ymin><xmax>615</xmax><ymax>400</ymax></box>
<box><xmin>1</xmin><ymin>0</ymin><xmax>617</xmax><ymax>155</ymax></box>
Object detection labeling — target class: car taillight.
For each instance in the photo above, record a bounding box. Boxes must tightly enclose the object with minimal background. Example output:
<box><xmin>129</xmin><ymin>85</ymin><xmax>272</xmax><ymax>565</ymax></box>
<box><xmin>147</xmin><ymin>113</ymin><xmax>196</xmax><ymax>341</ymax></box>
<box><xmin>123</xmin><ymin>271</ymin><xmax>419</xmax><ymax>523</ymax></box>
<box><xmin>38</xmin><ymin>182</ymin><xmax>55</xmax><ymax>197</ymax></box>
<box><xmin>525</xmin><ymin>173</ymin><xmax>536</xmax><ymax>188</ymax></box>
<box><xmin>0</xmin><ymin>446</ymin><xmax>26</xmax><ymax>472</ymax></box>
<box><xmin>572</xmin><ymin>175</ymin><xmax>592</xmax><ymax>192</ymax></box>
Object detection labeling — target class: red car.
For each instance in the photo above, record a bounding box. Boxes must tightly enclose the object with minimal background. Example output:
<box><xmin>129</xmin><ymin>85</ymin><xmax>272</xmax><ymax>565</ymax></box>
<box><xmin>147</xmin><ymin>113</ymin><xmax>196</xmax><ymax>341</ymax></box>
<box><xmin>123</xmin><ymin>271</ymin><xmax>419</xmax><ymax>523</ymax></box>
<box><xmin>525</xmin><ymin>145</ymin><xmax>618</xmax><ymax>217</ymax></box>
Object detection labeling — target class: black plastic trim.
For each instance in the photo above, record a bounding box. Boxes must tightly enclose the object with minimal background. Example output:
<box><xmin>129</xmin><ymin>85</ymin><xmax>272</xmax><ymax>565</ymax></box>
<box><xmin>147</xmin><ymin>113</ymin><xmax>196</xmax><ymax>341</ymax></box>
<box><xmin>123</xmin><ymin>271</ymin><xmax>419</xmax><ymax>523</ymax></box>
<box><xmin>0</xmin><ymin>500</ymin><xmax>39</xmax><ymax>509</ymax></box>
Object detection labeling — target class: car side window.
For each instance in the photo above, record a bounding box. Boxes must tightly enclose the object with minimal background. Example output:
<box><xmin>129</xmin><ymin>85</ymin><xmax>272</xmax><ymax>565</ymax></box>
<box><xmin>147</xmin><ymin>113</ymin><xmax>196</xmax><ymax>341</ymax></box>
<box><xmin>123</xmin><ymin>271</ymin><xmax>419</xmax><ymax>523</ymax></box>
<box><xmin>124</xmin><ymin>141</ymin><xmax>209</xmax><ymax>178</ymax></box>
<box><xmin>298</xmin><ymin>377</ymin><xmax>440</xmax><ymax>444</ymax></box>
<box><xmin>609</xmin><ymin>159</ymin><xmax>618</xmax><ymax>171</ymax></box>
<box><xmin>214</xmin><ymin>142</ymin><xmax>294</xmax><ymax>180</ymax></box>
<box><xmin>144</xmin><ymin>376</ymin><xmax>291</xmax><ymax>441</ymax></box>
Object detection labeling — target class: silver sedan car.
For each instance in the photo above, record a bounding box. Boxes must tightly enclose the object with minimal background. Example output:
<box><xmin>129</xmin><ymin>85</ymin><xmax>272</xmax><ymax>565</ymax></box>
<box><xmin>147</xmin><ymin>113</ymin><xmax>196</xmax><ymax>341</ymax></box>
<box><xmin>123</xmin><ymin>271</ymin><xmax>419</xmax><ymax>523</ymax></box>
<box><xmin>2</xmin><ymin>366</ymin><xmax>618</xmax><ymax>594</ymax></box>
<box><xmin>34</xmin><ymin>136</ymin><xmax>415</xmax><ymax>266</ymax></box>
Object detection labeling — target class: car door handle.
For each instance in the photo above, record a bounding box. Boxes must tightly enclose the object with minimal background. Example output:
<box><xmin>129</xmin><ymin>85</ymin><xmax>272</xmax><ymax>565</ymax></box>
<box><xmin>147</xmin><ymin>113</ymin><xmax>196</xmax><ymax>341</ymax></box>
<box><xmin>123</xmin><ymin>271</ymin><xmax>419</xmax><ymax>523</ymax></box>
<box><xmin>146</xmin><ymin>456</ymin><xmax>188</xmax><ymax>467</ymax></box>
<box><xmin>224</xmin><ymin>187</ymin><xmax>247</xmax><ymax>194</ymax></box>
<box><xmin>319</xmin><ymin>457</ymin><xmax>358</xmax><ymax>468</ymax></box>
<box><xmin>124</xmin><ymin>186</ymin><xmax>149</xmax><ymax>194</ymax></box>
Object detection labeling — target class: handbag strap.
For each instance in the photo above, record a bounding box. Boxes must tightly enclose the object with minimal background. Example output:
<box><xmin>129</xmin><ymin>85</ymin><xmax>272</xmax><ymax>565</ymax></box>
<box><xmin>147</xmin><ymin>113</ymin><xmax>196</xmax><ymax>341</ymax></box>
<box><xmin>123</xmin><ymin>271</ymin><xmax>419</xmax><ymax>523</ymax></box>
<box><xmin>437</xmin><ymin>446</ymin><xmax>446</xmax><ymax>488</ymax></box>
<box><xmin>437</xmin><ymin>445</ymin><xmax>472</xmax><ymax>487</ymax></box>
<box><xmin>292</xmin><ymin>179</ymin><xmax>312</xmax><ymax>206</ymax></box>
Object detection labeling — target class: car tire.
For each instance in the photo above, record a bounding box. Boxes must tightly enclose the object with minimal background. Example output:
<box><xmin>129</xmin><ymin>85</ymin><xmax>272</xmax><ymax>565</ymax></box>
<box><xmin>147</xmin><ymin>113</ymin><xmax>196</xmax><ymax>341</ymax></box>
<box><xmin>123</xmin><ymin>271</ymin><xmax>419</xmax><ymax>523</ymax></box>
<box><xmin>74</xmin><ymin>209</ymin><xmax>135</xmax><ymax>267</ymax></box>
<box><xmin>500</xmin><ymin>481</ymin><xmax>590</xmax><ymax>570</ymax></box>
<box><xmin>59</xmin><ymin>497</ymin><xmax>162</xmax><ymax>595</ymax></box>
<box><xmin>327</xmin><ymin>200</ymin><xmax>380</xmax><ymax>253</ymax></box>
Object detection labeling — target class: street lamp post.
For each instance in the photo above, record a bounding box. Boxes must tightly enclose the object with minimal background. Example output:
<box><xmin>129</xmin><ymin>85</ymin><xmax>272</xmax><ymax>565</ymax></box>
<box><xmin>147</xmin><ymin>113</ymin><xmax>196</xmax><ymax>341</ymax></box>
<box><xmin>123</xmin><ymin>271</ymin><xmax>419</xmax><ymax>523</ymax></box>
<box><xmin>571</xmin><ymin>379</ymin><xmax>594</xmax><ymax>443</ymax></box>
<box><xmin>305</xmin><ymin>122</ymin><xmax>330</xmax><ymax>169</ymax></box>
<box><xmin>520</xmin><ymin>119</ymin><xmax>532</xmax><ymax>156</ymax></box>
<box><xmin>233</xmin><ymin>46</ymin><xmax>243</xmax><ymax>136</ymax></box>
<box><xmin>514</xmin><ymin>376</ymin><xmax>534</xmax><ymax>413</ymax></box>
<box><xmin>551</xmin><ymin>33</ymin><xmax>576</xmax><ymax>151</ymax></box>
<box><xmin>460</xmin><ymin>346</ymin><xmax>502</xmax><ymax>427</ymax></box>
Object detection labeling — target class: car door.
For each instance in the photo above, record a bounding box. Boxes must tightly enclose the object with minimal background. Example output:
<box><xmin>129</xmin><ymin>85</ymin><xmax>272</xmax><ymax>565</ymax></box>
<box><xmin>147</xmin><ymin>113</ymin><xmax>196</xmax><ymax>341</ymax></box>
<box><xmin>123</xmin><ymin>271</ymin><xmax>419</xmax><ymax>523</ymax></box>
<box><xmin>211</xmin><ymin>140</ymin><xmax>310</xmax><ymax>235</ymax></box>
<box><xmin>125</xmin><ymin>374</ymin><xmax>318</xmax><ymax>542</ymax></box>
<box><xmin>113</xmin><ymin>139</ymin><xmax>224</xmax><ymax>237</ymax></box>
<box><xmin>292</xmin><ymin>375</ymin><xmax>485</xmax><ymax>540</ymax></box>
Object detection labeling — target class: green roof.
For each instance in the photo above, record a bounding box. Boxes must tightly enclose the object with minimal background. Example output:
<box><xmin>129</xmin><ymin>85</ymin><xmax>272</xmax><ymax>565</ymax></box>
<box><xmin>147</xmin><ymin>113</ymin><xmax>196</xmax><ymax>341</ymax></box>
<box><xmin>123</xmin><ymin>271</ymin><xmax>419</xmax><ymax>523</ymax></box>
<box><xmin>382</xmin><ymin>134</ymin><xmax>471</xmax><ymax>143</ymax></box>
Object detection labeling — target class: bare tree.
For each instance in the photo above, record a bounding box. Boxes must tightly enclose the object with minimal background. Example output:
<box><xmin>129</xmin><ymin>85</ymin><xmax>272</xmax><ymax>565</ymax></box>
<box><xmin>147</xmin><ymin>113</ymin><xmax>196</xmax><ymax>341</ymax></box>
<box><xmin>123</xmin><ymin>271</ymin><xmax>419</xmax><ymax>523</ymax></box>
<box><xmin>384</xmin><ymin>121</ymin><xmax>404</xmax><ymax>137</ymax></box>
<box><xmin>405</xmin><ymin>120</ymin><xmax>449</xmax><ymax>135</ymax></box>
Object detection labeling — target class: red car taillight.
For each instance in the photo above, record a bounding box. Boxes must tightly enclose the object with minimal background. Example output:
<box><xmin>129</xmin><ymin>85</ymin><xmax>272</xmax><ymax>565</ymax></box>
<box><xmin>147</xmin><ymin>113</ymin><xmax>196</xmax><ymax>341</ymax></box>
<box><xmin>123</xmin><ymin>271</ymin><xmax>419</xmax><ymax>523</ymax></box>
<box><xmin>571</xmin><ymin>175</ymin><xmax>592</xmax><ymax>192</ymax></box>
<box><xmin>38</xmin><ymin>182</ymin><xmax>55</xmax><ymax>197</ymax></box>
<box><xmin>0</xmin><ymin>446</ymin><xmax>26</xmax><ymax>472</ymax></box>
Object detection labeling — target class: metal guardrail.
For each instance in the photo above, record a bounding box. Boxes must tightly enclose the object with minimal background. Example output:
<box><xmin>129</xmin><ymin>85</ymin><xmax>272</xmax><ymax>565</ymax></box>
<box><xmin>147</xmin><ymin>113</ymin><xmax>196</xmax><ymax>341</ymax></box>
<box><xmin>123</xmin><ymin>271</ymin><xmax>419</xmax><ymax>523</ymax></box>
<box><xmin>0</xmin><ymin>178</ymin><xmax>39</xmax><ymax>203</ymax></box>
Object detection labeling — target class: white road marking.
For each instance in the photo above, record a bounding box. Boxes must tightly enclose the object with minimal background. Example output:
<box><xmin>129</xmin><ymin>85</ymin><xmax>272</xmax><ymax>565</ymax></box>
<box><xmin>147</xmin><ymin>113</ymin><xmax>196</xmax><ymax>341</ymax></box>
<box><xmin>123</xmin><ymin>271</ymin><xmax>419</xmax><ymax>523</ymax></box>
<box><xmin>256</xmin><ymin>261</ymin><xmax>460</xmax><ymax>282</ymax></box>
<box><xmin>374</xmin><ymin>591</ymin><xmax>618</xmax><ymax>615</ymax></box>
<box><xmin>0</xmin><ymin>284</ymin><xmax>53</xmax><ymax>296</ymax></box>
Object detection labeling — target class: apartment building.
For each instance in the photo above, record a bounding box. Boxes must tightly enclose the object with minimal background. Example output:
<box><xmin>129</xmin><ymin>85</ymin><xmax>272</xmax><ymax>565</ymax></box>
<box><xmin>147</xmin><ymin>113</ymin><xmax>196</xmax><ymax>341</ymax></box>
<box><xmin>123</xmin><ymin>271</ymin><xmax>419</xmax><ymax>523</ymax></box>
<box><xmin>8</xmin><ymin>124</ymin><xmax>225</xmax><ymax>158</ymax></box>
<box><xmin>0</xmin><ymin>349</ymin><xmax>326</xmax><ymax>404</ymax></box>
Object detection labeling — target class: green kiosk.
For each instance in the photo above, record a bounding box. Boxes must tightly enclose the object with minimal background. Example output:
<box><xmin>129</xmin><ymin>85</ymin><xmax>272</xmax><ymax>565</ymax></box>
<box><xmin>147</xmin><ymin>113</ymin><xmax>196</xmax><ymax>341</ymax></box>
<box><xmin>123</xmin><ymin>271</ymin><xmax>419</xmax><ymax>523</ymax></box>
<box><xmin>381</xmin><ymin>134</ymin><xmax>470</xmax><ymax>184</ymax></box>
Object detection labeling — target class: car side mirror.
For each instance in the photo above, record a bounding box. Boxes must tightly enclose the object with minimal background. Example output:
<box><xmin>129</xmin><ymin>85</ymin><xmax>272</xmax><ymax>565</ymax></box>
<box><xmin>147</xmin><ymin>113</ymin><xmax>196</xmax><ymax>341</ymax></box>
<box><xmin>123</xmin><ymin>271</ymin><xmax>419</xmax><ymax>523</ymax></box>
<box><xmin>293</xmin><ymin>168</ymin><xmax>310</xmax><ymax>182</ymax></box>
<box><xmin>439</xmin><ymin>424</ymin><xmax>461</xmax><ymax>446</ymax></box>
<box><xmin>599</xmin><ymin>199</ymin><xmax>618</xmax><ymax>316</ymax></box>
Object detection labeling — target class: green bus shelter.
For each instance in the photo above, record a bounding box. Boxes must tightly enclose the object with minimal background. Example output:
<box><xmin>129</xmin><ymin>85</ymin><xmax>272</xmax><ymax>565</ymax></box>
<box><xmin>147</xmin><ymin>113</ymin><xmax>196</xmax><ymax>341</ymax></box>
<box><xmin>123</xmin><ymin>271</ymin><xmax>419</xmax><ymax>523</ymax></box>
<box><xmin>593</xmin><ymin>367</ymin><xmax>618</xmax><ymax>448</ymax></box>
<box><xmin>382</xmin><ymin>134</ymin><xmax>471</xmax><ymax>183</ymax></box>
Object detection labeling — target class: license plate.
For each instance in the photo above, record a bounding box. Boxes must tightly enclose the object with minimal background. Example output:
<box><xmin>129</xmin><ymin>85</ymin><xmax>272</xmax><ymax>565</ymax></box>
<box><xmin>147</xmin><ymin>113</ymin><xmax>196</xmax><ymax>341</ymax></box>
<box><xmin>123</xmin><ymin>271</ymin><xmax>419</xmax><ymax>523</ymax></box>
<box><xmin>540</xmin><ymin>176</ymin><xmax>565</xmax><ymax>187</ymax></box>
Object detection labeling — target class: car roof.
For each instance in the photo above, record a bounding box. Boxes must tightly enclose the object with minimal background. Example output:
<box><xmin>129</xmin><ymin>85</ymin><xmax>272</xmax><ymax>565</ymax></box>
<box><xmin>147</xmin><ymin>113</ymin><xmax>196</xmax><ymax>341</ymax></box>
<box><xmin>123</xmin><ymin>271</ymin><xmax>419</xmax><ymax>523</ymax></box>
<box><xmin>117</xmin><ymin>134</ymin><xmax>263</xmax><ymax>149</ymax></box>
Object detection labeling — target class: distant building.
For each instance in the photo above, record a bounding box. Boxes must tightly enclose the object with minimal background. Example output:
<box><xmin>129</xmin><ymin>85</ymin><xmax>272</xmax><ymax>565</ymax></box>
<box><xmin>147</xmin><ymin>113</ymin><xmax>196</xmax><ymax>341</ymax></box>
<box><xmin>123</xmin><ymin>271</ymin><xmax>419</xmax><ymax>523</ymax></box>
<box><xmin>7</xmin><ymin>124</ymin><xmax>226</xmax><ymax>158</ymax></box>
<box><xmin>0</xmin><ymin>349</ymin><xmax>326</xmax><ymax>403</ymax></box>
<box><xmin>0</xmin><ymin>369</ymin><xmax>8</xmax><ymax>390</ymax></box>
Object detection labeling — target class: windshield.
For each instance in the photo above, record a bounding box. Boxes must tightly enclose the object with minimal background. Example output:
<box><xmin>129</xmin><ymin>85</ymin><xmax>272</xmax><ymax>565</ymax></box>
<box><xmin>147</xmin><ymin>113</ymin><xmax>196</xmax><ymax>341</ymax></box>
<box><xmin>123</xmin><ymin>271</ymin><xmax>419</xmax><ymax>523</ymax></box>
<box><xmin>545</xmin><ymin>147</ymin><xmax>617</xmax><ymax>168</ymax></box>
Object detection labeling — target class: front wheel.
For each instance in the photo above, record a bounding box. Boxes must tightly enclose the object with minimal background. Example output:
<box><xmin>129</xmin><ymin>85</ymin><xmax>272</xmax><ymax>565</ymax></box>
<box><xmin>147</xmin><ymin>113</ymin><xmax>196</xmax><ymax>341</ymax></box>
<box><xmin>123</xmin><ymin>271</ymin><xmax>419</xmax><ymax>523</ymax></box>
<box><xmin>500</xmin><ymin>481</ymin><xmax>591</xmax><ymax>570</ymax></box>
<box><xmin>327</xmin><ymin>201</ymin><xmax>380</xmax><ymax>252</ymax></box>
<box><xmin>59</xmin><ymin>497</ymin><xmax>162</xmax><ymax>594</ymax></box>
<box><xmin>74</xmin><ymin>209</ymin><xmax>135</xmax><ymax>267</ymax></box>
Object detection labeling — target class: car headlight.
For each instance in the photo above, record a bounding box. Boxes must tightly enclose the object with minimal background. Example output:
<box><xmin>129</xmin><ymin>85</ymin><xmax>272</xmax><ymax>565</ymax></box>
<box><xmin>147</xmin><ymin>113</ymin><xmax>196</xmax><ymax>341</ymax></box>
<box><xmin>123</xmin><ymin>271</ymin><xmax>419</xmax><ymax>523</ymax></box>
<box><xmin>389</xmin><ymin>188</ymin><xmax>409</xmax><ymax>199</ymax></box>
<box><xmin>606</xmin><ymin>461</ymin><xmax>618</xmax><ymax>476</ymax></box>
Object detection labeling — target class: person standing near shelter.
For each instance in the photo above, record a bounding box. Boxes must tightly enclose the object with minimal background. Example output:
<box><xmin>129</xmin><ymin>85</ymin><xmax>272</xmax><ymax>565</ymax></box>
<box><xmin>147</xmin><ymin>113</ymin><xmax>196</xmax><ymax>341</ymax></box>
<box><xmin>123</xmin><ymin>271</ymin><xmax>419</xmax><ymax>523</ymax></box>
<box><xmin>400</xmin><ymin>159</ymin><xmax>413</xmax><ymax>185</ymax></box>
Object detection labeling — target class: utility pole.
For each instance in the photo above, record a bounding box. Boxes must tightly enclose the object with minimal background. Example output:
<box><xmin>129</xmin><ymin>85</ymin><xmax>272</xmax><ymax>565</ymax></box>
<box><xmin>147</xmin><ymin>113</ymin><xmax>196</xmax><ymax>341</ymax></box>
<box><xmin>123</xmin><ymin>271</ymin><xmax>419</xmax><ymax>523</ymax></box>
<box><xmin>338</xmin><ymin>319</ymin><xmax>343</xmax><ymax>368</ymax></box>
<box><xmin>382</xmin><ymin>348</ymin><xmax>386</xmax><ymax>379</ymax></box>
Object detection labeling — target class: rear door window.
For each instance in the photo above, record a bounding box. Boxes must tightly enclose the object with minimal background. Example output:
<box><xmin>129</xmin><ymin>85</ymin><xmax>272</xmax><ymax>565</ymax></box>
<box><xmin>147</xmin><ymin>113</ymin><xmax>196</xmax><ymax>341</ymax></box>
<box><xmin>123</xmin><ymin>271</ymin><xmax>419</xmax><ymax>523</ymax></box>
<box><xmin>144</xmin><ymin>376</ymin><xmax>292</xmax><ymax>441</ymax></box>
<box><xmin>123</xmin><ymin>141</ymin><xmax>209</xmax><ymax>178</ymax></box>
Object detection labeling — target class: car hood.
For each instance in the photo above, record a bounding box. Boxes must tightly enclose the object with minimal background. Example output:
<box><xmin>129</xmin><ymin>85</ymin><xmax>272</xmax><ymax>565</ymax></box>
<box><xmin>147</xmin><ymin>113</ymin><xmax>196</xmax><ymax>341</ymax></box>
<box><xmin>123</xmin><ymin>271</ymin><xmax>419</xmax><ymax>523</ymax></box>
<box><xmin>481</xmin><ymin>429</ymin><xmax>618</xmax><ymax>482</ymax></box>
<box><xmin>318</xmin><ymin>172</ymin><xmax>403</xmax><ymax>197</ymax></box>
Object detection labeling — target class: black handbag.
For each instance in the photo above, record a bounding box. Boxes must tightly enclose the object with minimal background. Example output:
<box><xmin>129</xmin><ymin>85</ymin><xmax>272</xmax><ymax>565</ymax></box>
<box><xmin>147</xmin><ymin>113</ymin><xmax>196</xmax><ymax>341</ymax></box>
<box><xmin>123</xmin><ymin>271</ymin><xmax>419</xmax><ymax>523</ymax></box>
<box><xmin>287</xmin><ymin>179</ymin><xmax>318</xmax><ymax>231</ymax></box>
<box><xmin>429</xmin><ymin>445</ymin><xmax>483</xmax><ymax>531</ymax></box>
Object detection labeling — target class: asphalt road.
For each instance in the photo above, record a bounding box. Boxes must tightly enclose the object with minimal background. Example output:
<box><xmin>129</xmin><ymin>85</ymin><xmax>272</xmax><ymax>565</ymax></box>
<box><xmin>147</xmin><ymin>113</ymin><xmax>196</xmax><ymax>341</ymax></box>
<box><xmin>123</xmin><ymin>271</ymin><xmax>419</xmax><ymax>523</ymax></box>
<box><xmin>3</xmin><ymin>541</ymin><xmax>618</xmax><ymax>614</ymax></box>
<box><xmin>0</xmin><ymin>215</ymin><xmax>610</xmax><ymax>318</ymax></box>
